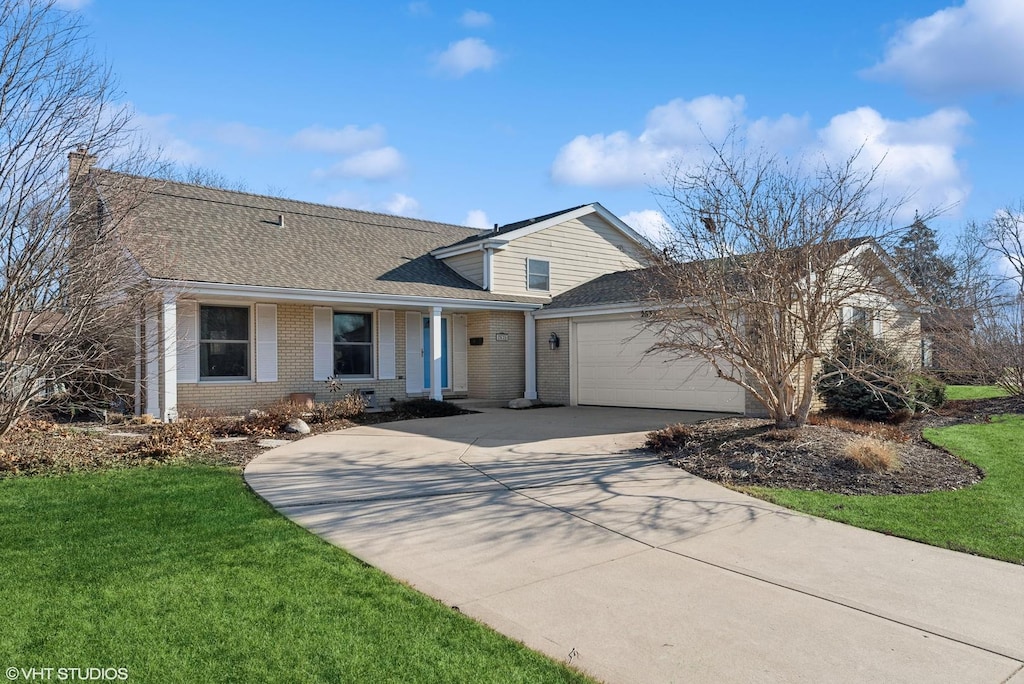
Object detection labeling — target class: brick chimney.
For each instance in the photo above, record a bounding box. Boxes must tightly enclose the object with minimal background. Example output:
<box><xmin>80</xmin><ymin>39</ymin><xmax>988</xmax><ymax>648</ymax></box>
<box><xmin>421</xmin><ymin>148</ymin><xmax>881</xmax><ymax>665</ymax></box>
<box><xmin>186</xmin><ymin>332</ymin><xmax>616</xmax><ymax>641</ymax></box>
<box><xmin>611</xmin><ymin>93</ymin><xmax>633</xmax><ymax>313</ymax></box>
<box><xmin>68</xmin><ymin>145</ymin><xmax>98</xmax><ymax>218</ymax></box>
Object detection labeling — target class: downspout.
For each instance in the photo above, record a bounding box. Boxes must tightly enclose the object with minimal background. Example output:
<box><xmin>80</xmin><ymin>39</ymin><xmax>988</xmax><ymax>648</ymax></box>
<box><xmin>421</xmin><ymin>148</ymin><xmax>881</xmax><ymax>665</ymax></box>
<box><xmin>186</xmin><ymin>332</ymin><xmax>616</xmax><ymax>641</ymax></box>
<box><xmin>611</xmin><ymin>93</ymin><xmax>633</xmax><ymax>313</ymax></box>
<box><xmin>483</xmin><ymin>246</ymin><xmax>494</xmax><ymax>291</ymax></box>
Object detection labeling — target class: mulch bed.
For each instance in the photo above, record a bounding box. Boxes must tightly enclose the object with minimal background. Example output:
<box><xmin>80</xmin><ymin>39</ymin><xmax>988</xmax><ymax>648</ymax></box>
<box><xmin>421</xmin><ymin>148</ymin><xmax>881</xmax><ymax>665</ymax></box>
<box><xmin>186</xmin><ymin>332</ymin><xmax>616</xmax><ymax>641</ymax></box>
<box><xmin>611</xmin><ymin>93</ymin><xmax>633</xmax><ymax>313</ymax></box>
<box><xmin>655</xmin><ymin>395</ymin><xmax>1024</xmax><ymax>496</ymax></box>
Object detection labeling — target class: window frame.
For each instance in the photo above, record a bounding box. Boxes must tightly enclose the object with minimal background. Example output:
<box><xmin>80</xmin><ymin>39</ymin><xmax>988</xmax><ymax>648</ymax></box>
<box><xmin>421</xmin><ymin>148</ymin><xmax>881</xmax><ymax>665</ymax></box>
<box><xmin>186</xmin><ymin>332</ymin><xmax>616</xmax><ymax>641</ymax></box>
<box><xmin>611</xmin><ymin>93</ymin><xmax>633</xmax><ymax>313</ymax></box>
<box><xmin>198</xmin><ymin>304</ymin><xmax>251</xmax><ymax>381</ymax></box>
<box><xmin>333</xmin><ymin>311</ymin><xmax>375</xmax><ymax>379</ymax></box>
<box><xmin>526</xmin><ymin>258</ymin><xmax>550</xmax><ymax>291</ymax></box>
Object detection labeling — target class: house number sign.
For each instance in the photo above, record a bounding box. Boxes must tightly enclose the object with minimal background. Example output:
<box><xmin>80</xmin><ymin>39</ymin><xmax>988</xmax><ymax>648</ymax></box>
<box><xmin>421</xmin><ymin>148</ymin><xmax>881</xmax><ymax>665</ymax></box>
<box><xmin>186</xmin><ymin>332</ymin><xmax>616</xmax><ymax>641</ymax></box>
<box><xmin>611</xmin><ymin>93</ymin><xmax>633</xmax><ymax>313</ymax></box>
<box><xmin>495</xmin><ymin>332</ymin><xmax>509</xmax><ymax>341</ymax></box>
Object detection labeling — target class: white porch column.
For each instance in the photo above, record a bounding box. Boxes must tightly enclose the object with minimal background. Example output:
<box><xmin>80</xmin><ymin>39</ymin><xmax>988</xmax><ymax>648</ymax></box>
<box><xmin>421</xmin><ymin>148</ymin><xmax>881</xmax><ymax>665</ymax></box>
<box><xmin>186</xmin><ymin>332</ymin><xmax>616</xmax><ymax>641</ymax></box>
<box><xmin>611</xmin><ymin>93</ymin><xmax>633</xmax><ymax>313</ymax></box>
<box><xmin>430</xmin><ymin>305</ymin><xmax>443</xmax><ymax>401</ymax></box>
<box><xmin>524</xmin><ymin>311</ymin><xmax>537</xmax><ymax>400</ymax></box>
<box><xmin>134</xmin><ymin>314</ymin><xmax>142</xmax><ymax>416</ymax></box>
<box><xmin>161</xmin><ymin>292</ymin><xmax>178</xmax><ymax>422</ymax></box>
<box><xmin>144</xmin><ymin>304</ymin><xmax>160</xmax><ymax>417</ymax></box>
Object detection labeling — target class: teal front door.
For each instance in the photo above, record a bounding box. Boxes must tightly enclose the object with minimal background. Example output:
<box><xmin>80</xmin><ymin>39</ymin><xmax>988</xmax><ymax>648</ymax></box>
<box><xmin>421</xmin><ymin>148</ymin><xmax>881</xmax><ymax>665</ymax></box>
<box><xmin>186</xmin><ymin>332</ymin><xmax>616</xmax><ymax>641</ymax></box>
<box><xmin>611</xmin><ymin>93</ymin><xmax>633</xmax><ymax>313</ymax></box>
<box><xmin>423</xmin><ymin>317</ymin><xmax>449</xmax><ymax>389</ymax></box>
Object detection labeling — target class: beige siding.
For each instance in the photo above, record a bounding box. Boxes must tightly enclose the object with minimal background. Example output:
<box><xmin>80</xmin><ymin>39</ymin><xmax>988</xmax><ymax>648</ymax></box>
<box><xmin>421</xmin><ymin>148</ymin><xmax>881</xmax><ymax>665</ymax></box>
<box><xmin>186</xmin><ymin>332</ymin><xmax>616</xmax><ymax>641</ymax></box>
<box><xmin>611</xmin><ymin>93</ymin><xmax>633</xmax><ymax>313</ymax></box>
<box><xmin>490</xmin><ymin>214</ymin><xmax>646</xmax><ymax>298</ymax></box>
<box><xmin>442</xmin><ymin>251</ymin><xmax>484</xmax><ymax>287</ymax></box>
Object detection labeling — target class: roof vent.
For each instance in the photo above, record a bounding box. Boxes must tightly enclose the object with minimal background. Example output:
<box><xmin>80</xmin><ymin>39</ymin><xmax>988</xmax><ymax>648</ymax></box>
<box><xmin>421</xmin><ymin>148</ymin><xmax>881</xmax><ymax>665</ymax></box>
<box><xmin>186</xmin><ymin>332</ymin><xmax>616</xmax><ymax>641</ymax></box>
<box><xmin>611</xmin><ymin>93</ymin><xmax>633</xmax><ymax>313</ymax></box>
<box><xmin>492</xmin><ymin>223</ymin><xmax>499</xmax><ymax>232</ymax></box>
<box><xmin>277</xmin><ymin>214</ymin><xmax>285</xmax><ymax>227</ymax></box>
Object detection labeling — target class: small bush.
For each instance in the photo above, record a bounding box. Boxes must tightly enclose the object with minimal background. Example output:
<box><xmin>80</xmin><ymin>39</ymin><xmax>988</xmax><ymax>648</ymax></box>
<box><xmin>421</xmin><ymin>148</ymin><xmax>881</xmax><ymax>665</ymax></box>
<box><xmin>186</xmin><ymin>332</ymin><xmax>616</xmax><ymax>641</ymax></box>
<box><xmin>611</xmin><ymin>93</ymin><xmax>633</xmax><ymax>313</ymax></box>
<box><xmin>137</xmin><ymin>420</ymin><xmax>214</xmax><ymax>461</ymax></box>
<box><xmin>238</xmin><ymin>401</ymin><xmax>306</xmax><ymax>436</ymax></box>
<box><xmin>816</xmin><ymin>328</ymin><xmax>914</xmax><ymax>421</ymax></box>
<box><xmin>807</xmin><ymin>414</ymin><xmax>910</xmax><ymax>443</ymax></box>
<box><xmin>910</xmin><ymin>373</ymin><xmax>946</xmax><ymax>412</ymax></box>
<box><xmin>309</xmin><ymin>393</ymin><xmax>366</xmax><ymax>423</ymax></box>
<box><xmin>644</xmin><ymin>423</ymin><xmax>694</xmax><ymax>452</ymax></box>
<box><xmin>390</xmin><ymin>398</ymin><xmax>467</xmax><ymax>419</ymax></box>
<box><xmin>841</xmin><ymin>437</ymin><xmax>899</xmax><ymax>472</ymax></box>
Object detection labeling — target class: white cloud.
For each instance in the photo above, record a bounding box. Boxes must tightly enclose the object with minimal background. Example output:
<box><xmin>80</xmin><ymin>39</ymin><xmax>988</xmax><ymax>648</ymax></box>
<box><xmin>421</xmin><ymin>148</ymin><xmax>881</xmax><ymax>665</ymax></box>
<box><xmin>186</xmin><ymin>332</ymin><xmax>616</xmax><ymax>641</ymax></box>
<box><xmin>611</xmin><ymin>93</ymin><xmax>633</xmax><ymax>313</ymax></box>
<box><xmin>322</xmin><ymin>146</ymin><xmax>405</xmax><ymax>180</ymax></box>
<box><xmin>292</xmin><ymin>124</ymin><xmax>386</xmax><ymax>155</ymax></box>
<box><xmin>551</xmin><ymin>95</ymin><xmax>972</xmax><ymax>222</ymax></box>
<box><xmin>460</xmin><ymin>10</ymin><xmax>493</xmax><ymax>28</ymax></box>
<box><xmin>551</xmin><ymin>95</ymin><xmax>750</xmax><ymax>187</ymax></box>
<box><xmin>621</xmin><ymin>209</ymin><xmax>672</xmax><ymax>243</ymax></box>
<box><xmin>864</xmin><ymin>0</ymin><xmax>1024</xmax><ymax>97</ymax></box>
<box><xmin>434</xmin><ymin>37</ymin><xmax>497</xmax><ymax>78</ymax></box>
<box><xmin>383</xmin><ymin>193</ymin><xmax>421</xmax><ymax>216</ymax></box>
<box><xmin>813</xmin><ymin>106</ymin><xmax>972</xmax><ymax>219</ymax></box>
<box><xmin>464</xmin><ymin>209</ymin><xmax>491</xmax><ymax>229</ymax></box>
<box><xmin>407</xmin><ymin>1</ymin><xmax>431</xmax><ymax>16</ymax></box>
<box><xmin>132</xmin><ymin>111</ymin><xmax>203</xmax><ymax>165</ymax></box>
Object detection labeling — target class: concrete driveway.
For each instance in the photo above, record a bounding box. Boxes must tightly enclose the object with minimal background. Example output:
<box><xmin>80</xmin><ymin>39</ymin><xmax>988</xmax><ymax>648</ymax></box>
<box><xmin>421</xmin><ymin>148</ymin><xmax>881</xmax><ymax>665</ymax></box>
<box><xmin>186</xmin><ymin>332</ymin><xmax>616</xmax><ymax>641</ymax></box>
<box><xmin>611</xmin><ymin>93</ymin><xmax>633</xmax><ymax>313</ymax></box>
<box><xmin>245</xmin><ymin>407</ymin><xmax>1024</xmax><ymax>684</ymax></box>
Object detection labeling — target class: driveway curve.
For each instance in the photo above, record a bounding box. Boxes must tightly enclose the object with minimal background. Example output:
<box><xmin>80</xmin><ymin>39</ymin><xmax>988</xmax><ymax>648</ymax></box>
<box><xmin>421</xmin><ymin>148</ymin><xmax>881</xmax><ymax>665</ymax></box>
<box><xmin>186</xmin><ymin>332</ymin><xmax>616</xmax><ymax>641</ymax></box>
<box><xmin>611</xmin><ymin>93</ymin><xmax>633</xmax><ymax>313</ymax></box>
<box><xmin>245</xmin><ymin>407</ymin><xmax>1024</xmax><ymax>684</ymax></box>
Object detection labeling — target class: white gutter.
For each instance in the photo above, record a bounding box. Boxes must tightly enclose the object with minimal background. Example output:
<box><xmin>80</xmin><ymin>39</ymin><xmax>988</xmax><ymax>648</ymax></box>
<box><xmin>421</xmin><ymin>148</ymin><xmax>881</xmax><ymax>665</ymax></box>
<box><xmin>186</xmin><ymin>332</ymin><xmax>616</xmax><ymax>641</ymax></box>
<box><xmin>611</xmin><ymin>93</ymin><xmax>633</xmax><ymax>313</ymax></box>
<box><xmin>532</xmin><ymin>301</ymin><xmax>651</xmax><ymax>319</ymax></box>
<box><xmin>431</xmin><ymin>238</ymin><xmax>509</xmax><ymax>259</ymax></box>
<box><xmin>149</xmin><ymin>278</ymin><xmax>543</xmax><ymax>312</ymax></box>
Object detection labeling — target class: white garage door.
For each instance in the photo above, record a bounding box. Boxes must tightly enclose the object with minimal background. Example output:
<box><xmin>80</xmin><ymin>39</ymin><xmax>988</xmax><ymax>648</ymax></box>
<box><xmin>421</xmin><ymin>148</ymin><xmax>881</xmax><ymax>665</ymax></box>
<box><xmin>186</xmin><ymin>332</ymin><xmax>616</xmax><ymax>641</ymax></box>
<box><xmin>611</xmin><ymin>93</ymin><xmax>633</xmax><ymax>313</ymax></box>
<box><xmin>574</xmin><ymin>317</ymin><xmax>744</xmax><ymax>413</ymax></box>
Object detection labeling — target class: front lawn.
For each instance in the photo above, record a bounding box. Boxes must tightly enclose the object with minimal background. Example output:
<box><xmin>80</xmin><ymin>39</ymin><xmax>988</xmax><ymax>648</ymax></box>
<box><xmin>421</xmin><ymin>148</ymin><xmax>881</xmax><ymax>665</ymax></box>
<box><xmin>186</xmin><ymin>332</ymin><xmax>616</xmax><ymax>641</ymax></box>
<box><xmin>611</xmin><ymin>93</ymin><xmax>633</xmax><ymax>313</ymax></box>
<box><xmin>749</xmin><ymin>414</ymin><xmax>1024</xmax><ymax>564</ymax></box>
<box><xmin>0</xmin><ymin>466</ymin><xmax>589</xmax><ymax>683</ymax></box>
<box><xmin>946</xmin><ymin>385</ymin><xmax>1011</xmax><ymax>400</ymax></box>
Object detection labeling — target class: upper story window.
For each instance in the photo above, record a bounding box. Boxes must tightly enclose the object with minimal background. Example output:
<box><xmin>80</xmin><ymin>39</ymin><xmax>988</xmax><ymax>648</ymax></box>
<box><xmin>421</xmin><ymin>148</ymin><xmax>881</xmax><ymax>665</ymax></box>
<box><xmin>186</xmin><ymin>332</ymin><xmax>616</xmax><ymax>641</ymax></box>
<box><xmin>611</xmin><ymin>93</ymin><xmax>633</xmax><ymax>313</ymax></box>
<box><xmin>200</xmin><ymin>305</ymin><xmax>250</xmax><ymax>379</ymax></box>
<box><xmin>334</xmin><ymin>312</ymin><xmax>373</xmax><ymax>377</ymax></box>
<box><xmin>849</xmin><ymin>306</ymin><xmax>871</xmax><ymax>331</ymax></box>
<box><xmin>846</xmin><ymin>305</ymin><xmax>882</xmax><ymax>337</ymax></box>
<box><xmin>527</xmin><ymin>258</ymin><xmax>550</xmax><ymax>291</ymax></box>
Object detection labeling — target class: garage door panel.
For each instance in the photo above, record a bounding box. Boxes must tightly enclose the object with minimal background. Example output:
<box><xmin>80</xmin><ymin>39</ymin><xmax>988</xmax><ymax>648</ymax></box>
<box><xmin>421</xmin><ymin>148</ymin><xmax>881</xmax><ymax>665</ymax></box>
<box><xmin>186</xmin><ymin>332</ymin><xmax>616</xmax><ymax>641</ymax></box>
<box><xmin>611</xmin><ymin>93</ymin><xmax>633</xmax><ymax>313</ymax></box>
<box><xmin>575</xmin><ymin>318</ymin><xmax>743</xmax><ymax>413</ymax></box>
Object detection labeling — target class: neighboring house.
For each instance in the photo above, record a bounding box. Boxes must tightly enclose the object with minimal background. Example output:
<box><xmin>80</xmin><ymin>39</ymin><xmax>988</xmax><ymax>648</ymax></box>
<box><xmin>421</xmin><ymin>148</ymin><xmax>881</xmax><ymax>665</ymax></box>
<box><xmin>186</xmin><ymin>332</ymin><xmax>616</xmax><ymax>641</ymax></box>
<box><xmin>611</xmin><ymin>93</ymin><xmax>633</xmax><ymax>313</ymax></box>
<box><xmin>72</xmin><ymin>150</ymin><xmax>923</xmax><ymax>420</ymax></box>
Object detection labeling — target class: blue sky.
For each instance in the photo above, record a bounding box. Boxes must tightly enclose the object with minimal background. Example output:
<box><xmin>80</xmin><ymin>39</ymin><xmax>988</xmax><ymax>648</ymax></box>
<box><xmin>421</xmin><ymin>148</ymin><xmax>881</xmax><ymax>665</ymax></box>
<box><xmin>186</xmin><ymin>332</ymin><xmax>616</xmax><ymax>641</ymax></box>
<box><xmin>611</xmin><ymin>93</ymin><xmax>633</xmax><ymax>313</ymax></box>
<box><xmin>68</xmin><ymin>0</ymin><xmax>1024</xmax><ymax>243</ymax></box>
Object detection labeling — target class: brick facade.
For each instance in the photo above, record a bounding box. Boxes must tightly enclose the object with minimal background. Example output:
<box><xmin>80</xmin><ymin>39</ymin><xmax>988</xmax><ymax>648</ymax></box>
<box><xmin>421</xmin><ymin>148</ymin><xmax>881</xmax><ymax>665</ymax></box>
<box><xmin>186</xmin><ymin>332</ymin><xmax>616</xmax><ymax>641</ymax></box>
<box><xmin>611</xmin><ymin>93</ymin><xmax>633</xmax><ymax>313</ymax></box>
<box><xmin>466</xmin><ymin>310</ymin><xmax>526</xmax><ymax>401</ymax></box>
<box><xmin>535</xmin><ymin>317</ymin><xmax>570</xmax><ymax>404</ymax></box>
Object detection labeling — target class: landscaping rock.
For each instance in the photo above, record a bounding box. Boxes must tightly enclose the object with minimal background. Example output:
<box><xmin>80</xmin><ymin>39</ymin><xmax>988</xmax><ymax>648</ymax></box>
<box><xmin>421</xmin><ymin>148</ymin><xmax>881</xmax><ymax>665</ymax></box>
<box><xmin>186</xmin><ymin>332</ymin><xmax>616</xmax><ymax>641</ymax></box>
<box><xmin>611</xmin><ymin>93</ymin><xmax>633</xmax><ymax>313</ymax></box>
<box><xmin>507</xmin><ymin>398</ymin><xmax>536</xmax><ymax>409</ymax></box>
<box><xmin>257</xmin><ymin>439</ymin><xmax>292</xmax><ymax>449</ymax></box>
<box><xmin>246</xmin><ymin>409</ymin><xmax>268</xmax><ymax>421</ymax></box>
<box><xmin>284</xmin><ymin>418</ymin><xmax>310</xmax><ymax>434</ymax></box>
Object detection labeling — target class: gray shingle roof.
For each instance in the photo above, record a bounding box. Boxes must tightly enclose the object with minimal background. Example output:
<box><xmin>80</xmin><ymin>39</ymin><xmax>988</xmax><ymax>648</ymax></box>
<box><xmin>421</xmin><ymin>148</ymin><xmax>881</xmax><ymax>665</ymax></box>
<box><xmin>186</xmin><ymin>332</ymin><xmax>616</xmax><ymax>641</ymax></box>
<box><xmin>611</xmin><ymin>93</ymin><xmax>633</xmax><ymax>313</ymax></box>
<box><xmin>544</xmin><ymin>269</ymin><xmax>656</xmax><ymax>310</ymax></box>
<box><xmin>443</xmin><ymin>204</ymin><xmax>589</xmax><ymax>248</ymax></box>
<box><xmin>107</xmin><ymin>173</ymin><xmax>545</xmax><ymax>303</ymax></box>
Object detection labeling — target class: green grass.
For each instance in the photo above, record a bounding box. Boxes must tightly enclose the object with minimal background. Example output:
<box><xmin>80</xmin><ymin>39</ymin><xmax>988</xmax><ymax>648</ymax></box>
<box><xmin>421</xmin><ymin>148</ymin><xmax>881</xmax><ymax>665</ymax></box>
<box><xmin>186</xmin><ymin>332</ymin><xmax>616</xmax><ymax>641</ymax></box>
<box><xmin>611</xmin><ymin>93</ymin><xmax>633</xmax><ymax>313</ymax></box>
<box><xmin>946</xmin><ymin>385</ymin><xmax>1010</xmax><ymax>400</ymax></box>
<box><xmin>0</xmin><ymin>466</ymin><xmax>591</xmax><ymax>683</ymax></box>
<box><xmin>748</xmin><ymin>414</ymin><xmax>1024</xmax><ymax>564</ymax></box>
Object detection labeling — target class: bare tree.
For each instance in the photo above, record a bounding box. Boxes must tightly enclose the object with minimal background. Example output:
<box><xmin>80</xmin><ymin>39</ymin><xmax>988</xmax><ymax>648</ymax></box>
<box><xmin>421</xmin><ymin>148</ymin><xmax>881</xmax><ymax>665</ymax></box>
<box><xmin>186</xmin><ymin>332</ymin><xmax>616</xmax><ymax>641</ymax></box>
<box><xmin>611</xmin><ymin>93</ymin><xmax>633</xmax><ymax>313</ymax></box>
<box><xmin>0</xmin><ymin>0</ymin><xmax>153</xmax><ymax>434</ymax></box>
<box><xmin>979</xmin><ymin>204</ymin><xmax>1024</xmax><ymax>394</ymax></box>
<box><xmin>643</xmin><ymin>140</ymin><xmax>911</xmax><ymax>428</ymax></box>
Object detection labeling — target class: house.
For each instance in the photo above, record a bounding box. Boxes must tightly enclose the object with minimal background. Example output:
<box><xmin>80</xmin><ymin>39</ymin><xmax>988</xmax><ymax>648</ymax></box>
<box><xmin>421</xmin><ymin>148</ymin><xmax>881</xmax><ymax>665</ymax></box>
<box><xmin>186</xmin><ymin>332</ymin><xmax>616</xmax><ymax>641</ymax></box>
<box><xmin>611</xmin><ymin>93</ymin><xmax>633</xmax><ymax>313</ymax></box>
<box><xmin>72</xmin><ymin>150</ymin><xmax>923</xmax><ymax>420</ymax></box>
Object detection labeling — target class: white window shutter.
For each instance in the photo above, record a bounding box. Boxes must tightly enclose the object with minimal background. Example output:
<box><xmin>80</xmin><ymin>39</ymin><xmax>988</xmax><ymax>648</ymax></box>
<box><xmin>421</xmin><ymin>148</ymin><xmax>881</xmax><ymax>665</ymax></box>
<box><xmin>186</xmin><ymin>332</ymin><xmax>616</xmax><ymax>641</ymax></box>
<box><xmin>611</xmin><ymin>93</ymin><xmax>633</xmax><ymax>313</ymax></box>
<box><xmin>378</xmin><ymin>310</ymin><xmax>396</xmax><ymax>380</ymax></box>
<box><xmin>452</xmin><ymin>314</ymin><xmax>468</xmax><ymax>392</ymax></box>
<box><xmin>841</xmin><ymin>306</ymin><xmax>852</xmax><ymax>326</ymax></box>
<box><xmin>405</xmin><ymin>311</ymin><xmax>423</xmax><ymax>394</ymax></box>
<box><xmin>313</xmin><ymin>306</ymin><xmax>334</xmax><ymax>381</ymax></box>
<box><xmin>176</xmin><ymin>300</ymin><xmax>198</xmax><ymax>383</ymax></box>
<box><xmin>255</xmin><ymin>303</ymin><xmax>278</xmax><ymax>382</ymax></box>
<box><xmin>872</xmin><ymin>314</ymin><xmax>883</xmax><ymax>338</ymax></box>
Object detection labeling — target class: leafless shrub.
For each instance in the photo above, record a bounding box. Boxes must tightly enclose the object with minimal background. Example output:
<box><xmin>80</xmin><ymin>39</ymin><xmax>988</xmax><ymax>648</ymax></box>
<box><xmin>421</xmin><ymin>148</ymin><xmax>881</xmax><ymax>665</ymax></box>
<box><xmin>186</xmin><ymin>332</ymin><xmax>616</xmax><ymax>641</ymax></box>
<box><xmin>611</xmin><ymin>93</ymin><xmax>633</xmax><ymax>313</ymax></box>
<box><xmin>309</xmin><ymin>393</ymin><xmax>366</xmax><ymax>423</ymax></box>
<box><xmin>136</xmin><ymin>420</ymin><xmax>214</xmax><ymax>461</ymax></box>
<box><xmin>645</xmin><ymin>423</ymin><xmax>695</xmax><ymax>452</ymax></box>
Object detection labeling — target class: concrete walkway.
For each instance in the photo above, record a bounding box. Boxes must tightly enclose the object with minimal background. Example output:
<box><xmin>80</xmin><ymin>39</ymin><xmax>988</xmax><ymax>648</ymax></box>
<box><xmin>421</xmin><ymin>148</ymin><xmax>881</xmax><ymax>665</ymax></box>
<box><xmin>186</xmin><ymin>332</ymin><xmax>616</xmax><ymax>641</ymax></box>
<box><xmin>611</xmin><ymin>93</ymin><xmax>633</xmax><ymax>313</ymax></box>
<box><xmin>245</xmin><ymin>407</ymin><xmax>1024</xmax><ymax>684</ymax></box>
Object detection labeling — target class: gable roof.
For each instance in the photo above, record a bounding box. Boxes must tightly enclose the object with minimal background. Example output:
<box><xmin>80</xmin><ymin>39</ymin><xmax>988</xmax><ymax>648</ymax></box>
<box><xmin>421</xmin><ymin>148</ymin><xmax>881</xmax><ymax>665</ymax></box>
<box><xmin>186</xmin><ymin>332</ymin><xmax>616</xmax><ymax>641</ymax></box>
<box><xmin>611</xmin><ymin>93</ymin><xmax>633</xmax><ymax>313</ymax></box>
<box><xmin>433</xmin><ymin>202</ymin><xmax>655</xmax><ymax>257</ymax></box>
<box><xmin>102</xmin><ymin>172</ymin><xmax>545</xmax><ymax>303</ymax></box>
<box><xmin>543</xmin><ymin>238</ymin><xmax>916</xmax><ymax>312</ymax></box>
